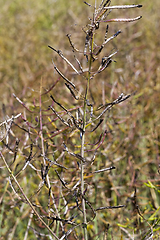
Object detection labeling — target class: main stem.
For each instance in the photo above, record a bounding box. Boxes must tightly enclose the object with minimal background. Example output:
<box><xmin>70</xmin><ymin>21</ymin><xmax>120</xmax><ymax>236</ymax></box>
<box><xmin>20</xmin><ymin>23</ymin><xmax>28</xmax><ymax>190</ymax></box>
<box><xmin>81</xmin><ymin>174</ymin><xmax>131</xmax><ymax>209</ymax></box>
<box><xmin>81</xmin><ymin>32</ymin><xmax>94</xmax><ymax>240</ymax></box>
<box><xmin>81</xmin><ymin>97</ymin><xmax>88</xmax><ymax>240</ymax></box>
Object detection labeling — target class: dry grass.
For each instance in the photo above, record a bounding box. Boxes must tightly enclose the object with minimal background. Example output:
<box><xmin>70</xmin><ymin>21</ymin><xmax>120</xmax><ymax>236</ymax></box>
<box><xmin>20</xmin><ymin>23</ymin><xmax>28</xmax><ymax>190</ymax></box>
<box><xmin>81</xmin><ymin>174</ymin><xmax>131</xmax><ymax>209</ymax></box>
<box><xmin>0</xmin><ymin>0</ymin><xmax>160</xmax><ymax>239</ymax></box>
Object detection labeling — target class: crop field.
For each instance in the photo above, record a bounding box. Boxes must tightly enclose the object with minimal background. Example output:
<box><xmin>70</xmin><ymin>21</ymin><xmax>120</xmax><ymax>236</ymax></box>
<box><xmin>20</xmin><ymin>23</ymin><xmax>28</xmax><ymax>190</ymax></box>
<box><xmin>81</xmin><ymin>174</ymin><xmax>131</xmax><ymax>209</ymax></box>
<box><xmin>0</xmin><ymin>0</ymin><xmax>160</xmax><ymax>239</ymax></box>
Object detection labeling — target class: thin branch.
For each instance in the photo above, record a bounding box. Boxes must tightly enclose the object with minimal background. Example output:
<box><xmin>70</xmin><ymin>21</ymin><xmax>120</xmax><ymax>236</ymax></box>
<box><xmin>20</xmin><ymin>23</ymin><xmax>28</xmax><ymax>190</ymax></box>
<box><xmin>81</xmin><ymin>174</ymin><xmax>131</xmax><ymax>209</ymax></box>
<box><xmin>96</xmin><ymin>205</ymin><xmax>125</xmax><ymax>211</ymax></box>
<box><xmin>95</xmin><ymin>93</ymin><xmax>131</xmax><ymax>120</ymax></box>
<box><xmin>48</xmin><ymin>45</ymin><xmax>79</xmax><ymax>74</ymax></box>
<box><xmin>90</xmin><ymin>119</ymin><xmax>103</xmax><ymax>132</ymax></box>
<box><xmin>95</xmin><ymin>30</ymin><xmax>121</xmax><ymax>56</ymax></box>
<box><xmin>65</xmin><ymin>83</ymin><xmax>79</xmax><ymax>100</ymax></box>
<box><xmin>93</xmin><ymin>166</ymin><xmax>115</xmax><ymax>173</ymax></box>
<box><xmin>66</xmin><ymin>34</ymin><xmax>79</xmax><ymax>52</ymax></box>
<box><xmin>101</xmin><ymin>16</ymin><xmax>142</xmax><ymax>23</ymax></box>
<box><xmin>49</xmin><ymin>106</ymin><xmax>70</xmax><ymax>127</ymax></box>
<box><xmin>50</xmin><ymin>95</ymin><xmax>83</xmax><ymax>131</ymax></box>
<box><xmin>51</xmin><ymin>60</ymin><xmax>76</xmax><ymax>88</ymax></box>
<box><xmin>63</xmin><ymin>143</ymin><xmax>86</xmax><ymax>163</ymax></box>
<box><xmin>13</xmin><ymin>93</ymin><xmax>34</xmax><ymax>112</ymax></box>
<box><xmin>104</xmin><ymin>4</ymin><xmax>142</xmax><ymax>10</ymax></box>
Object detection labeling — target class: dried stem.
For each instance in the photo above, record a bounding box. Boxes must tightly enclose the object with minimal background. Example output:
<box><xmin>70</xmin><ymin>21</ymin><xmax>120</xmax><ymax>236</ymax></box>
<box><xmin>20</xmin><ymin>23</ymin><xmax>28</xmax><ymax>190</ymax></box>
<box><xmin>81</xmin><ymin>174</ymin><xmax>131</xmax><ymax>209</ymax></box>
<box><xmin>0</xmin><ymin>151</ymin><xmax>60</xmax><ymax>240</ymax></box>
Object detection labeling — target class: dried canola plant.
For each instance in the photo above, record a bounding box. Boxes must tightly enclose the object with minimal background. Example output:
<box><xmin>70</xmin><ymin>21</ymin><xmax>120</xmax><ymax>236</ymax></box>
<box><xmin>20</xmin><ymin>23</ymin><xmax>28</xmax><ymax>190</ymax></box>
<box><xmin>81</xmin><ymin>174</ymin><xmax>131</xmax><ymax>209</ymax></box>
<box><xmin>0</xmin><ymin>1</ymin><xmax>144</xmax><ymax>239</ymax></box>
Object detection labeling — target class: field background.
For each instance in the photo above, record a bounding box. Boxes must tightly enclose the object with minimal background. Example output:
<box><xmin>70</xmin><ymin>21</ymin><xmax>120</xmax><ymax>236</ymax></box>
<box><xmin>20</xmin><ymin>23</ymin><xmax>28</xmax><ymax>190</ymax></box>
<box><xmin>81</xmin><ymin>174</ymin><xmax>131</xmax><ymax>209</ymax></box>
<box><xmin>0</xmin><ymin>0</ymin><xmax>160</xmax><ymax>239</ymax></box>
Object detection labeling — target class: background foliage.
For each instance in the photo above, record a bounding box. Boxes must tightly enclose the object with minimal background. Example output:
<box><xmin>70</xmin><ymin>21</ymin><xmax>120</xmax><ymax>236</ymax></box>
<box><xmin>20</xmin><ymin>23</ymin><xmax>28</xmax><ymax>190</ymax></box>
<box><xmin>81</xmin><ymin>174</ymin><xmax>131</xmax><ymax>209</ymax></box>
<box><xmin>0</xmin><ymin>0</ymin><xmax>160</xmax><ymax>239</ymax></box>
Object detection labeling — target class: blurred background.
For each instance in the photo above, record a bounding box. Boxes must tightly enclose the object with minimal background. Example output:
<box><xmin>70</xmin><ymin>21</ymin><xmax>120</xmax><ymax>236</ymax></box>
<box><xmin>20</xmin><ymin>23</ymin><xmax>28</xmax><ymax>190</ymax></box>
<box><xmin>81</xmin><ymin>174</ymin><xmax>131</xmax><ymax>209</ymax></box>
<box><xmin>0</xmin><ymin>0</ymin><xmax>160</xmax><ymax>239</ymax></box>
<box><xmin>0</xmin><ymin>0</ymin><xmax>160</xmax><ymax>103</ymax></box>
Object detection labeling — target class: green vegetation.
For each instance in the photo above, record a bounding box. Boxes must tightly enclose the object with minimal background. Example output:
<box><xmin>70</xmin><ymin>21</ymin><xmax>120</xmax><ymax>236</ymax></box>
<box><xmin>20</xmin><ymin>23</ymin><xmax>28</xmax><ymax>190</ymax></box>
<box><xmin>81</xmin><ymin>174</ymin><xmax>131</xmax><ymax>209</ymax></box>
<box><xmin>0</xmin><ymin>0</ymin><xmax>160</xmax><ymax>239</ymax></box>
